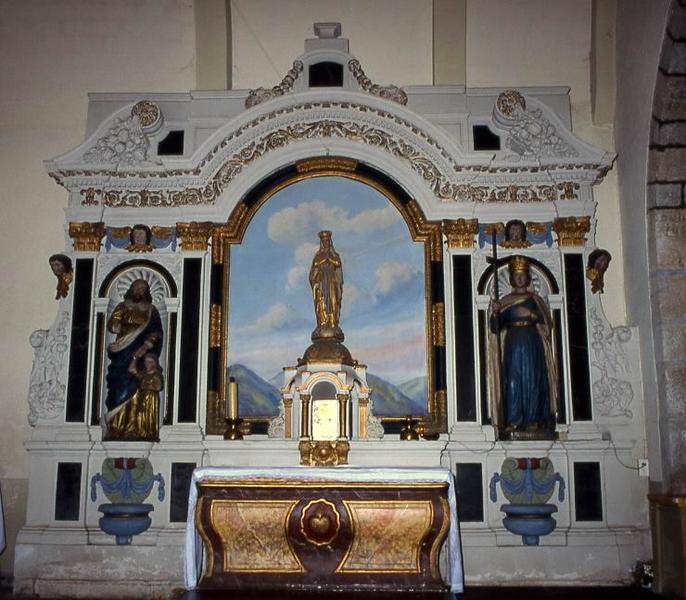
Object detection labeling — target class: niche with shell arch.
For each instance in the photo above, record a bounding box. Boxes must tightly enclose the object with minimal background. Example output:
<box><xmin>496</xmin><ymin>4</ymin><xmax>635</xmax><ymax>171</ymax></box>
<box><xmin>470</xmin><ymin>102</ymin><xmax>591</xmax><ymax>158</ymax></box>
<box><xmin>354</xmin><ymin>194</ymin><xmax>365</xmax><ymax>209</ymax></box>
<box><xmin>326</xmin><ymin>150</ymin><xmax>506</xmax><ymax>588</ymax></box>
<box><xmin>475</xmin><ymin>256</ymin><xmax>566</xmax><ymax>427</ymax></box>
<box><xmin>94</xmin><ymin>262</ymin><xmax>178</xmax><ymax>432</ymax></box>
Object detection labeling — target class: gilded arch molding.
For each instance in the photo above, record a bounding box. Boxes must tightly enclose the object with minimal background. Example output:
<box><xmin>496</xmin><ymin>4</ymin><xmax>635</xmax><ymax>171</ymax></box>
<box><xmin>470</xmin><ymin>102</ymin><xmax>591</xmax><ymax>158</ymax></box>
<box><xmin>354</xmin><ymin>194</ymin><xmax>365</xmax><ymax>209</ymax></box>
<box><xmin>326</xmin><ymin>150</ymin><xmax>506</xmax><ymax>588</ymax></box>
<box><xmin>204</xmin><ymin>158</ymin><xmax>448</xmax><ymax>435</ymax></box>
<box><xmin>49</xmin><ymin>93</ymin><xmax>612</xmax><ymax>222</ymax></box>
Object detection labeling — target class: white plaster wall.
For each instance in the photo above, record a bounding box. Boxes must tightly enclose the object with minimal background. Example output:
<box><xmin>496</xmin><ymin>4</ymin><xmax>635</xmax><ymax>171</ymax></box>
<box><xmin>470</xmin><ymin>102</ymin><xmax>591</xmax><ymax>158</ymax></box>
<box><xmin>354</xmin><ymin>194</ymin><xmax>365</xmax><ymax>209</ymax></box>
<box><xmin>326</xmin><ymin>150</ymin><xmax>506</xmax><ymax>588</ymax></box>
<box><xmin>230</xmin><ymin>0</ymin><xmax>433</xmax><ymax>89</ymax></box>
<box><xmin>465</xmin><ymin>0</ymin><xmax>626</xmax><ymax>325</ymax></box>
<box><xmin>0</xmin><ymin>0</ymin><xmax>195</xmax><ymax>576</ymax></box>
<box><xmin>615</xmin><ymin>0</ymin><xmax>670</xmax><ymax>486</ymax></box>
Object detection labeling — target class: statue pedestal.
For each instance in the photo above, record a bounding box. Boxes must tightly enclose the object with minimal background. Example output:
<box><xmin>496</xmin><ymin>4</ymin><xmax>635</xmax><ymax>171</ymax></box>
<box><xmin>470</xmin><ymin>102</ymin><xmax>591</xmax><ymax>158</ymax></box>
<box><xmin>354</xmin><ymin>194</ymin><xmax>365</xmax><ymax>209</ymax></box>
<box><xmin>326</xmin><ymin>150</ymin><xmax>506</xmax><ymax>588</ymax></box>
<box><xmin>270</xmin><ymin>338</ymin><xmax>384</xmax><ymax>465</ymax></box>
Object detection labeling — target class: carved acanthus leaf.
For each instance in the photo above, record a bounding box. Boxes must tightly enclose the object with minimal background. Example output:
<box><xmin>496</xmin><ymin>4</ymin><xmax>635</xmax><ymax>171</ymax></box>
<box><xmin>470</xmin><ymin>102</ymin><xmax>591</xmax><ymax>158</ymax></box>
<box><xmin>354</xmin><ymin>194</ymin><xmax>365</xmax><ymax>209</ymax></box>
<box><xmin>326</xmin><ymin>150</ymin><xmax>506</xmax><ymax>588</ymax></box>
<box><xmin>348</xmin><ymin>59</ymin><xmax>408</xmax><ymax>105</ymax></box>
<box><xmin>27</xmin><ymin>311</ymin><xmax>70</xmax><ymax>426</ymax></box>
<box><xmin>84</xmin><ymin>101</ymin><xmax>162</xmax><ymax>166</ymax></box>
<box><xmin>494</xmin><ymin>90</ymin><xmax>578</xmax><ymax>159</ymax></box>
<box><xmin>589</xmin><ymin>308</ymin><xmax>634</xmax><ymax>418</ymax></box>
<box><xmin>245</xmin><ymin>61</ymin><xmax>304</xmax><ymax>109</ymax></box>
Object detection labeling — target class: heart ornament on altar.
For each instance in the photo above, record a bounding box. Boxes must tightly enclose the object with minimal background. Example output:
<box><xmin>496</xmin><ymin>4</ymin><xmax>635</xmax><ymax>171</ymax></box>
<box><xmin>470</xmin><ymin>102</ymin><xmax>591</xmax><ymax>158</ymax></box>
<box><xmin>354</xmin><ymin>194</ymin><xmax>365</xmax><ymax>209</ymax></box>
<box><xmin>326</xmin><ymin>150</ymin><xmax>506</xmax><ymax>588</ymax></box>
<box><xmin>300</xmin><ymin>498</ymin><xmax>340</xmax><ymax>546</ymax></box>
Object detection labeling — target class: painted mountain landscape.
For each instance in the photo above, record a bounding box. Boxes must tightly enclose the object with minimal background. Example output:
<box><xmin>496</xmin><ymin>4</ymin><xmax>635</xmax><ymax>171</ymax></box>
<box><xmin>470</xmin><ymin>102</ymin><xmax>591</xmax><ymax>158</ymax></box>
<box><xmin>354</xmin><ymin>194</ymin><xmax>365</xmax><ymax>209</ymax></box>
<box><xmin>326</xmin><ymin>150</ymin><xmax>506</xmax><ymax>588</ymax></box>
<box><xmin>228</xmin><ymin>364</ymin><xmax>427</xmax><ymax>417</ymax></box>
<box><xmin>227</xmin><ymin>176</ymin><xmax>428</xmax><ymax>417</ymax></box>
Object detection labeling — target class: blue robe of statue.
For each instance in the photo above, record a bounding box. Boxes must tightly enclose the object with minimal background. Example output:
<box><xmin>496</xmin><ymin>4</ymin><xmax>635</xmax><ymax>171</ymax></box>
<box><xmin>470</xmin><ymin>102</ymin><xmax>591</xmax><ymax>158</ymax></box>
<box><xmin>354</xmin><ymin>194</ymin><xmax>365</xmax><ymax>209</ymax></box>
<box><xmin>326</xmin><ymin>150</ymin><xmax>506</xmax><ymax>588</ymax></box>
<box><xmin>105</xmin><ymin>302</ymin><xmax>163</xmax><ymax>415</ymax></box>
<box><xmin>493</xmin><ymin>296</ymin><xmax>551</xmax><ymax>429</ymax></box>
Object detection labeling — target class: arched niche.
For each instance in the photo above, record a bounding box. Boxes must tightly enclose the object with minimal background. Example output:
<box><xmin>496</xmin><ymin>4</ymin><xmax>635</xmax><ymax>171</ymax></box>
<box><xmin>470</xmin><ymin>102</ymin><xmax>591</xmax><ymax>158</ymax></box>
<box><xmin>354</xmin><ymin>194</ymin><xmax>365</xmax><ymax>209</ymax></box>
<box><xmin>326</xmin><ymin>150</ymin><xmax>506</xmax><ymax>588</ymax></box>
<box><xmin>474</xmin><ymin>256</ymin><xmax>567</xmax><ymax>429</ymax></box>
<box><xmin>207</xmin><ymin>157</ymin><xmax>447</xmax><ymax>436</ymax></box>
<box><xmin>92</xmin><ymin>260</ymin><xmax>178</xmax><ymax>432</ymax></box>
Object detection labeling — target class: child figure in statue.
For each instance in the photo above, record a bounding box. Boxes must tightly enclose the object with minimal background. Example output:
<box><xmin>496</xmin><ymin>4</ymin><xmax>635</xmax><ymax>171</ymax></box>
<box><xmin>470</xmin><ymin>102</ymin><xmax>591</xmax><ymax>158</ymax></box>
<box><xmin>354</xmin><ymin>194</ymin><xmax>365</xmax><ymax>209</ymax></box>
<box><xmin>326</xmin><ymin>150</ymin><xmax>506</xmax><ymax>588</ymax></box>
<box><xmin>490</xmin><ymin>256</ymin><xmax>558</xmax><ymax>433</ymax></box>
<box><xmin>108</xmin><ymin>352</ymin><xmax>163</xmax><ymax>441</ymax></box>
<box><xmin>105</xmin><ymin>278</ymin><xmax>163</xmax><ymax>441</ymax></box>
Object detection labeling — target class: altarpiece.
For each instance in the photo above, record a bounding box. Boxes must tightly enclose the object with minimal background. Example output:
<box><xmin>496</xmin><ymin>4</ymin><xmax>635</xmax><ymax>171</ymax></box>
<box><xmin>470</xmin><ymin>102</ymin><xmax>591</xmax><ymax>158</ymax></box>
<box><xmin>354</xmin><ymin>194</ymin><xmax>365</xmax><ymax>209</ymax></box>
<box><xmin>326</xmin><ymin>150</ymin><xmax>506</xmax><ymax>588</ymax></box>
<box><xmin>15</xmin><ymin>24</ymin><xmax>648</xmax><ymax>597</ymax></box>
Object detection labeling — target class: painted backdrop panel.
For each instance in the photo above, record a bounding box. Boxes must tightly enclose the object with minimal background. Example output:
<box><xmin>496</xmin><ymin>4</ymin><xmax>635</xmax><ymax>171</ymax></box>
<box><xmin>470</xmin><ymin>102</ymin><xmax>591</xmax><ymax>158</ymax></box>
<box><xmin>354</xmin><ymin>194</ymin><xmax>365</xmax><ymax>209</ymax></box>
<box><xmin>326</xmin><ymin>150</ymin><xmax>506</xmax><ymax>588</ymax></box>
<box><xmin>228</xmin><ymin>176</ymin><xmax>427</xmax><ymax>417</ymax></box>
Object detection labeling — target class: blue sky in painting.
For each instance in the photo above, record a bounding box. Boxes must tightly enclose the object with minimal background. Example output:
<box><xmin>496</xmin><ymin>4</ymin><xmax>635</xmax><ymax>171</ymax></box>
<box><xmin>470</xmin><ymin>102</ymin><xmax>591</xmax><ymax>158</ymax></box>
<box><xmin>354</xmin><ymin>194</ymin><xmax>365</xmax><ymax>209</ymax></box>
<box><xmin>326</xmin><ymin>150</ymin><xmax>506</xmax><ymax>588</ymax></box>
<box><xmin>228</xmin><ymin>176</ymin><xmax>426</xmax><ymax>385</ymax></box>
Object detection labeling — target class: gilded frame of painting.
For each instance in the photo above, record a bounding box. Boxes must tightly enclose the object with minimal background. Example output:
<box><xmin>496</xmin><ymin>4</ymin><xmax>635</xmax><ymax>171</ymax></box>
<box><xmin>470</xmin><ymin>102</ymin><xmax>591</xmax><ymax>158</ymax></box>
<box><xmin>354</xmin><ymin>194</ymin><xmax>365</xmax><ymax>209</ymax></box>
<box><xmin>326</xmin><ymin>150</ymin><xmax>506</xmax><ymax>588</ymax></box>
<box><xmin>205</xmin><ymin>157</ymin><xmax>447</xmax><ymax>436</ymax></box>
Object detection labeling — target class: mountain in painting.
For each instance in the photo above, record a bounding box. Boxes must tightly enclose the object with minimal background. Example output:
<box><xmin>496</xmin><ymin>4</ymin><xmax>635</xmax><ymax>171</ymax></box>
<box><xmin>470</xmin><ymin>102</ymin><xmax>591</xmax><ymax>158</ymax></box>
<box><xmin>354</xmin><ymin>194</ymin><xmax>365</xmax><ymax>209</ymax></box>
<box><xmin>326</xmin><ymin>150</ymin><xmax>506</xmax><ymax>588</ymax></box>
<box><xmin>398</xmin><ymin>376</ymin><xmax>428</xmax><ymax>407</ymax></box>
<box><xmin>268</xmin><ymin>371</ymin><xmax>285</xmax><ymax>389</ymax></box>
<box><xmin>228</xmin><ymin>364</ymin><xmax>280</xmax><ymax>416</ymax></box>
<box><xmin>228</xmin><ymin>364</ymin><xmax>426</xmax><ymax>418</ymax></box>
<box><xmin>366</xmin><ymin>373</ymin><xmax>426</xmax><ymax>416</ymax></box>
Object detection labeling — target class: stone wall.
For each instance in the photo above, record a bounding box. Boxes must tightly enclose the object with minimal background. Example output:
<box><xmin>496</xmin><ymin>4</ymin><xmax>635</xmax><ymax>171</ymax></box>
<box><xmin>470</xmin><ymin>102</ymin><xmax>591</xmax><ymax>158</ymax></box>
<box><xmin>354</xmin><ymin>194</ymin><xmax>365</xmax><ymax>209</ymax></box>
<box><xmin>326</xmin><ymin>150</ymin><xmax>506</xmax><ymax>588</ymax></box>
<box><xmin>647</xmin><ymin>0</ymin><xmax>686</xmax><ymax>495</ymax></box>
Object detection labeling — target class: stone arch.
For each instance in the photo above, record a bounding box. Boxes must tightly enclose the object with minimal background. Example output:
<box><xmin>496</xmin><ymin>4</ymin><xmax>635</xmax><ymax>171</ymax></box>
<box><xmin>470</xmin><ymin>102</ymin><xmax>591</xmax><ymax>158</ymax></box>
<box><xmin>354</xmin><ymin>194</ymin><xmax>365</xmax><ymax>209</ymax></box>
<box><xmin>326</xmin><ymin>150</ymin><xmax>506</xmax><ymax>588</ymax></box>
<box><xmin>646</xmin><ymin>0</ymin><xmax>686</xmax><ymax>496</ymax></box>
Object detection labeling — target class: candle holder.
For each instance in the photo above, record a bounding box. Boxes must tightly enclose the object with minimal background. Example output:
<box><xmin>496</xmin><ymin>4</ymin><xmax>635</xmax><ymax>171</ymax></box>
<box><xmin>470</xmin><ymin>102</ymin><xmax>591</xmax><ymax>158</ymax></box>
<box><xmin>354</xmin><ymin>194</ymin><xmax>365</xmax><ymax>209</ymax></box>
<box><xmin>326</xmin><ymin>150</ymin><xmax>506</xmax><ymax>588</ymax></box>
<box><xmin>399</xmin><ymin>416</ymin><xmax>420</xmax><ymax>441</ymax></box>
<box><xmin>224</xmin><ymin>418</ymin><xmax>244</xmax><ymax>440</ymax></box>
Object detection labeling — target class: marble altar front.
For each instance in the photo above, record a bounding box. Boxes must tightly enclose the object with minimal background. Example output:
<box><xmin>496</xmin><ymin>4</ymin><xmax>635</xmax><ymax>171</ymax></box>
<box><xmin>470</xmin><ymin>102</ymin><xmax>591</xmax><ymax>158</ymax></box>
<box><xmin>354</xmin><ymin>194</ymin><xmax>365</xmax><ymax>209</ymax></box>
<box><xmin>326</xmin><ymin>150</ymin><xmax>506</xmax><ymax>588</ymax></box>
<box><xmin>185</xmin><ymin>467</ymin><xmax>462</xmax><ymax>593</ymax></box>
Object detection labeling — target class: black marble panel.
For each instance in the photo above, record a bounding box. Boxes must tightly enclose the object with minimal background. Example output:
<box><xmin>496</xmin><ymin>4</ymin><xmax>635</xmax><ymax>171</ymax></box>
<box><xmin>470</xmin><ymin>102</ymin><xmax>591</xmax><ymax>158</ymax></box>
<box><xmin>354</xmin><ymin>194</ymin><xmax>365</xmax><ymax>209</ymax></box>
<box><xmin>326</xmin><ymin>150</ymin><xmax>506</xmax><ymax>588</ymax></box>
<box><xmin>453</xmin><ymin>256</ymin><xmax>476</xmax><ymax>421</ymax></box>
<box><xmin>157</xmin><ymin>130</ymin><xmax>185</xmax><ymax>156</ymax></box>
<box><xmin>431</xmin><ymin>262</ymin><xmax>444</xmax><ymax>303</ymax></box>
<box><xmin>433</xmin><ymin>346</ymin><xmax>446</xmax><ymax>392</ymax></box>
<box><xmin>210</xmin><ymin>263</ymin><xmax>223</xmax><ymax>304</ymax></box>
<box><xmin>473</xmin><ymin>125</ymin><xmax>501</xmax><ymax>151</ymax></box>
<box><xmin>90</xmin><ymin>313</ymin><xmax>105</xmax><ymax>425</ymax></box>
<box><xmin>573</xmin><ymin>462</ymin><xmax>603</xmax><ymax>522</ymax></box>
<box><xmin>178</xmin><ymin>258</ymin><xmax>202</xmax><ymax>423</ymax></box>
<box><xmin>309</xmin><ymin>62</ymin><xmax>343</xmax><ymax>87</ymax></box>
<box><xmin>564</xmin><ymin>254</ymin><xmax>592</xmax><ymax>420</ymax></box>
<box><xmin>164</xmin><ymin>313</ymin><xmax>177</xmax><ymax>426</ymax></box>
<box><xmin>455</xmin><ymin>463</ymin><xmax>484</xmax><ymax>522</ymax></box>
<box><xmin>170</xmin><ymin>462</ymin><xmax>196</xmax><ymax>522</ymax></box>
<box><xmin>554</xmin><ymin>309</ymin><xmax>566</xmax><ymax>424</ymax></box>
<box><xmin>66</xmin><ymin>259</ymin><xmax>94</xmax><ymax>422</ymax></box>
<box><xmin>355</xmin><ymin>164</ymin><xmax>412</xmax><ymax>206</ymax></box>
<box><xmin>55</xmin><ymin>462</ymin><xmax>82</xmax><ymax>521</ymax></box>
<box><xmin>477</xmin><ymin>310</ymin><xmax>490</xmax><ymax>425</ymax></box>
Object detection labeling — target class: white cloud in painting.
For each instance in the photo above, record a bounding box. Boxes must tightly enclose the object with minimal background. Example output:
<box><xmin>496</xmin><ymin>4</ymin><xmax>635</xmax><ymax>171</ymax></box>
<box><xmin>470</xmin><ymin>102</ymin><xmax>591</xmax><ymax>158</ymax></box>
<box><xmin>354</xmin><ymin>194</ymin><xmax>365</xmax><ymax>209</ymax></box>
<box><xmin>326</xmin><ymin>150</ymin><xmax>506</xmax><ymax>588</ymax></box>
<box><xmin>285</xmin><ymin>241</ymin><xmax>319</xmax><ymax>293</ymax></box>
<box><xmin>267</xmin><ymin>201</ymin><xmax>400</xmax><ymax>243</ymax></box>
<box><xmin>374</xmin><ymin>261</ymin><xmax>418</xmax><ymax>295</ymax></box>
<box><xmin>341</xmin><ymin>283</ymin><xmax>361</xmax><ymax>317</ymax></box>
<box><xmin>286</xmin><ymin>264</ymin><xmax>307</xmax><ymax>292</ymax></box>
<box><xmin>236</xmin><ymin>303</ymin><xmax>295</xmax><ymax>334</ymax></box>
<box><xmin>345</xmin><ymin>318</ymin><xmax>426</xmax><ymax>382</ymax></box>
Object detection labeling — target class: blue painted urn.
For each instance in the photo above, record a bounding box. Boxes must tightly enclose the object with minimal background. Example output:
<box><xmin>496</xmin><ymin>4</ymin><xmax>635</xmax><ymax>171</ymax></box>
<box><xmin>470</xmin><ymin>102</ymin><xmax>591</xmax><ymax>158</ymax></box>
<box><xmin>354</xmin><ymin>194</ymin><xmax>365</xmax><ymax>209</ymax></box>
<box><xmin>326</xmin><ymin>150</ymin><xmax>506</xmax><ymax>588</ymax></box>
<box><xmin>91</xmin><ymin>457</ymin><xmax>165</xmax><ymax>545</ymax></box>
<box><xmin>489</xmin><ymin>457</ymin><xmax>565</xmax><ymax>546</ymax></box>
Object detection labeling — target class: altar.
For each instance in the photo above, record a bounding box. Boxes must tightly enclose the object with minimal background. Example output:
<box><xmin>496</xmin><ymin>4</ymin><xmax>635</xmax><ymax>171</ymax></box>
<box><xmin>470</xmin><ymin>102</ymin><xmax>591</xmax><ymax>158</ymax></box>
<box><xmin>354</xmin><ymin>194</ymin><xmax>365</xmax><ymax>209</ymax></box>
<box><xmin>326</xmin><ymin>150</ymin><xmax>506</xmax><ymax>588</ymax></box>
<box><xmin>185</xmin><ymin>467</ymin><xmax>463</xmax><ymax>593</ymax></box>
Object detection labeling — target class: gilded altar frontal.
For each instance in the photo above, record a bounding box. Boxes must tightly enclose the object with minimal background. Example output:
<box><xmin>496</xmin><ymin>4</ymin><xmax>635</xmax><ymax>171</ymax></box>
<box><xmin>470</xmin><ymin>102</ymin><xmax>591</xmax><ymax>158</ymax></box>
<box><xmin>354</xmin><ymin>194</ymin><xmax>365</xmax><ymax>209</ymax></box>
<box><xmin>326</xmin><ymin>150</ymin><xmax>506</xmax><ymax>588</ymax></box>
<box><xmin>4</xmin><ymin>3</ymin><xmax>684</xmax><ymax>598</ymax></box>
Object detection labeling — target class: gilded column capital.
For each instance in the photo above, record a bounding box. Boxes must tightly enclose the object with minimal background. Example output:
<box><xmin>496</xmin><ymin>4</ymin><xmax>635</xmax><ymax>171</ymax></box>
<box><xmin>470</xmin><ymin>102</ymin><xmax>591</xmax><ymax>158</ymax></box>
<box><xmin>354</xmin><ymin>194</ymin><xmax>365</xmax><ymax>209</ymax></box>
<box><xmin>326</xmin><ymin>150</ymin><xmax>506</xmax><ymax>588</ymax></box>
<box><xmin>553</xmin><ymin>216</ymin><xmax>590</xmax><ymax>246</ymax></box>
<box><xmin>69</xmin><ymin>221</ymin><xmax>106</xmax><ymax>252</ymax></box>
<box><xmin>443</xmin><ymin>218</ymin><xmax>478</xmax><ymax>249</ymax></box>
<box><xmin>176</xmin><ymin>221</ymin><xmax>214</xmax><ymax>252</ymax></box>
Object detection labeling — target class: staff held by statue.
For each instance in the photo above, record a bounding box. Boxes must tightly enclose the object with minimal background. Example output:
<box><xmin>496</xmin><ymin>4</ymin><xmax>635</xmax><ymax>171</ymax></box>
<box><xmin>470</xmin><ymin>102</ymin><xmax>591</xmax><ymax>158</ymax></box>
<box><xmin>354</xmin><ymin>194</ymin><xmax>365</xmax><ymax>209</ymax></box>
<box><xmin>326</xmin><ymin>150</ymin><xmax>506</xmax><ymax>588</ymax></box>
<box><xmin>489</xmin><ymin>228</ymin><xmax>505</xmax><ymax>433</ymax></box>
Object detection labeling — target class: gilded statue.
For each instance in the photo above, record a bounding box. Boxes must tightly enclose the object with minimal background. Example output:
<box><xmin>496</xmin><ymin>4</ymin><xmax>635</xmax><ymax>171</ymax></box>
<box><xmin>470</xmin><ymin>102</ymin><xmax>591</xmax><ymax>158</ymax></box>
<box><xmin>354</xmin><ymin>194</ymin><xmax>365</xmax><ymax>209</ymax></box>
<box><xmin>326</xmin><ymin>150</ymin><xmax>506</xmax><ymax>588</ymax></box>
<box><xmin>500</xmin><ymin>219</ymin><xmax>532</xmax><ymax>249</ymax></box>
<box><xmin>105</xmin><ymin>279</ymin><xmax>163</xmax><ymax>441</ymax></box>
<box><xmin>49</xmin><ymin>254</ymin><xmax>73</xmax><ymax>299</ymax></box>
<box><xmin>309</xmin><ymin>230</ymin><xmax>344</xmax><ymax>341</ymax></box>
<box><xmin>586</xmin><ymin>248</ymin><xmax>611</xmax><ymax>294</ymax></box>
<box><xmin>489</xmin><ymin>256</ymin><xmax>558</xmax><ymax>433</ymax></box>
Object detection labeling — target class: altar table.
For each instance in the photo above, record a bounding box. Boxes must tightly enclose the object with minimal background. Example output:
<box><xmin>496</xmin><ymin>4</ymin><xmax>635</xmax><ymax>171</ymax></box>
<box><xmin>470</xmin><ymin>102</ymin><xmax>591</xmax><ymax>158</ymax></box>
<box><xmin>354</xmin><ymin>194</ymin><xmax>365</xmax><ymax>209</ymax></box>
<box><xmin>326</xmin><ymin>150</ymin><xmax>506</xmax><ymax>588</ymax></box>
<box><xmin>184</xmin><ymin>466</ymin><xmax>463</xmax><ymax>593</ymax></box>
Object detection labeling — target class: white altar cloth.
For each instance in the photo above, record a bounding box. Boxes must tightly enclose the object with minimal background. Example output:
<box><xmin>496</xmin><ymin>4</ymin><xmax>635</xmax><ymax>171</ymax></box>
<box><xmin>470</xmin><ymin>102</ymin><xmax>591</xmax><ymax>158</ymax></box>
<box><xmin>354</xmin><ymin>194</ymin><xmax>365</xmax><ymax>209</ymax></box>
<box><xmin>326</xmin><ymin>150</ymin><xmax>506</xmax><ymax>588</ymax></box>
<box><xmin>184</xmin><ymin>466</ymin><xmax>463</xmax><ymax>593</ymax></box>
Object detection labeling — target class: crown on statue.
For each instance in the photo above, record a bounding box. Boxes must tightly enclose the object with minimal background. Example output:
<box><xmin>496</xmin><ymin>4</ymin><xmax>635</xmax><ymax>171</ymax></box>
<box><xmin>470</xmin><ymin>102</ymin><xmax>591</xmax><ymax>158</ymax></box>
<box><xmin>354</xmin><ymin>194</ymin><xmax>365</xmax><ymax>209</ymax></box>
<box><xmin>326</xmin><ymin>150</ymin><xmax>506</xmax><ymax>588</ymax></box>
<box><xmin>319</xmin><ymin>230</ymin><xmax>332</xmax><ymax>239</ymax></box>
<box><xmin>508</xmin><ymin>255</ymin><xmax>530</xmax><ymax>274</ymax></box>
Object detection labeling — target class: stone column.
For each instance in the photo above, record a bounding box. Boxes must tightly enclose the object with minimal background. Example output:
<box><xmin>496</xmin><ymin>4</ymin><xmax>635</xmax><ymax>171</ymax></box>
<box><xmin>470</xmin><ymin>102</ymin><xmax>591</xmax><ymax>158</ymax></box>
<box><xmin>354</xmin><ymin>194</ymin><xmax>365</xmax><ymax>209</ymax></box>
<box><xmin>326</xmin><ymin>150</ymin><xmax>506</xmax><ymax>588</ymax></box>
<box><xmin>300</xmin><ymin>394</ymin><xmax>311</xmax><ymax>439</ymax></box>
